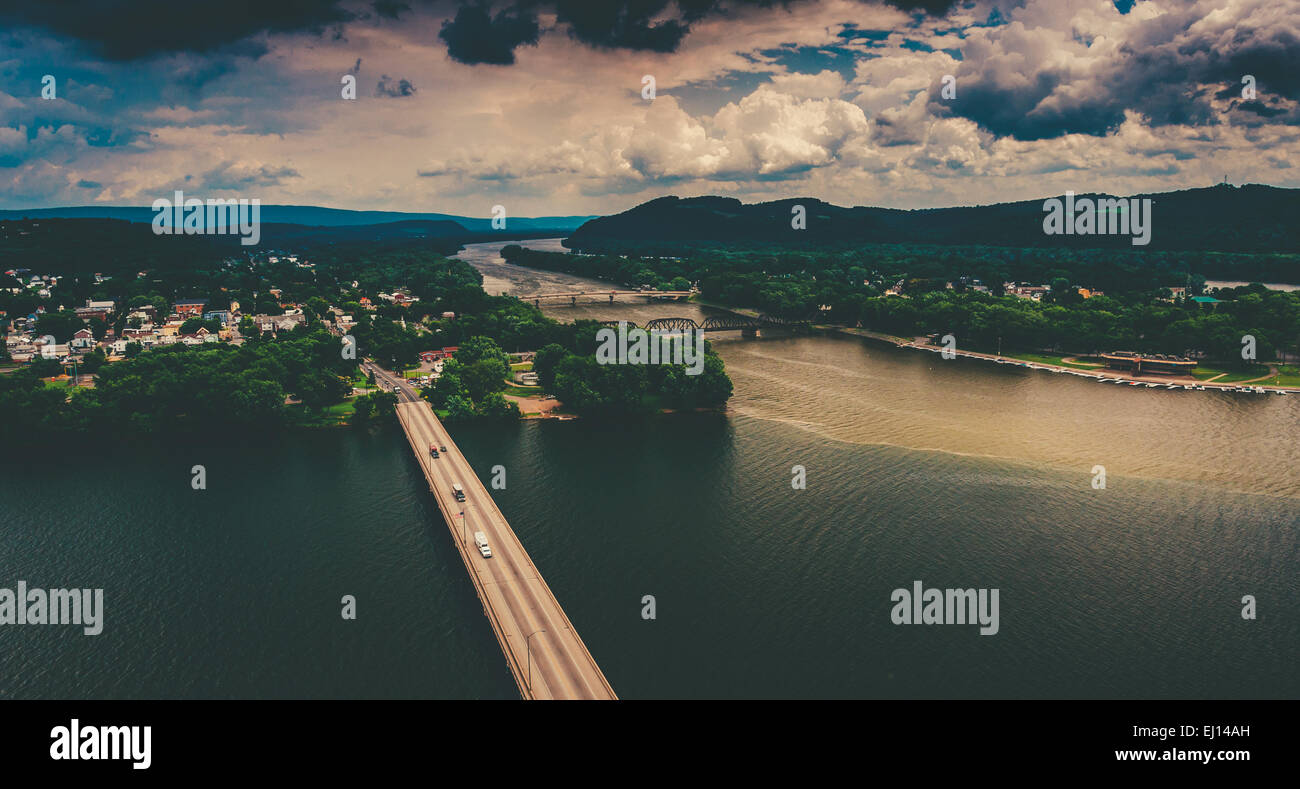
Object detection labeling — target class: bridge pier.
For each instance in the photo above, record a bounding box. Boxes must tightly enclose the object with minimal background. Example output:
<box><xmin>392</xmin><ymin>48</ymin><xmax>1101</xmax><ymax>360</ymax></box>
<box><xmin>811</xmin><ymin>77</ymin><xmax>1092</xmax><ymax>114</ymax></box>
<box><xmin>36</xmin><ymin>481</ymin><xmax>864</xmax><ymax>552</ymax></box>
<box><xmin>742</xmin><ymin>328</ymin><xmax>760</xmax><ymax>339</ymax></box>
<box><xmin>571</xmin><ymin>296</ymin><xmax>576</xmax><ymax>306</ymax></box>
<box><xmin>609</xmin><ymin>293</ymin><xmax>615</xmax><ymax>303</ymax></box>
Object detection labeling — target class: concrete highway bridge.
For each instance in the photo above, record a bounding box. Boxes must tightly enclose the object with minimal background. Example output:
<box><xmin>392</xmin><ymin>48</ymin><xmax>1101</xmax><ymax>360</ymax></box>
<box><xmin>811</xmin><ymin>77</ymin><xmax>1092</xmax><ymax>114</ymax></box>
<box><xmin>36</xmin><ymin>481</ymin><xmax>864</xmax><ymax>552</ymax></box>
<box><xmin>529</xmin><ymin>289</ymin><xmax>692</xmax><ymax>306</ymax></box>
<box><xmin>367</xmin><ymin>360</ymin><xmax>617</xmax><ymax>700</ymax></box>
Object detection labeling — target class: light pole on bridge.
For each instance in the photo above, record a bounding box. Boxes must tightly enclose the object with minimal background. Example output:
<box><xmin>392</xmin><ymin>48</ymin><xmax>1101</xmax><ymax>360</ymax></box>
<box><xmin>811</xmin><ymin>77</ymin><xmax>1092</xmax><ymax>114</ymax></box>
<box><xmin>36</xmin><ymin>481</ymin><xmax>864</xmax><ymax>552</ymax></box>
<box><xmin>525</xmin><ymin>628</ymin><xmax>547</xmax><ymax>695</ymax></box>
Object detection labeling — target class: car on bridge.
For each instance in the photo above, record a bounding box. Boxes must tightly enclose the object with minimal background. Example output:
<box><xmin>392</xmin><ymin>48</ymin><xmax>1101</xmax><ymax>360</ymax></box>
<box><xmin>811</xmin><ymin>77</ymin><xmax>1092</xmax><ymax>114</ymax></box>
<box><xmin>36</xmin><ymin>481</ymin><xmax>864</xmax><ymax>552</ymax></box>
<box><xmin>474</xmin><ymin>531</ymin><xmax>492</xmax><ymax>558</ymax></box>
<box><xmin>451</xmin><ymin>483</ymin><xmax>465</xmax><ymax>502</ymax></box>
<box><xmin>429</xmin><ymin>444</ymin><xmax>439</xmax><ymax>458</ymax></box>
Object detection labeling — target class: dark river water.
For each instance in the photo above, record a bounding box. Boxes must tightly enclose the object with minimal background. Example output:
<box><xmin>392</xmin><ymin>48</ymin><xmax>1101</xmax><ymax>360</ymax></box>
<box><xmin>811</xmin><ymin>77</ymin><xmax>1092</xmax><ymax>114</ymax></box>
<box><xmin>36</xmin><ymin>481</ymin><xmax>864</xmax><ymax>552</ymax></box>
<box><xmin>1</xmin><ymin>239</ymin><xmax>1295</xmax><ymax>699</ymax></box>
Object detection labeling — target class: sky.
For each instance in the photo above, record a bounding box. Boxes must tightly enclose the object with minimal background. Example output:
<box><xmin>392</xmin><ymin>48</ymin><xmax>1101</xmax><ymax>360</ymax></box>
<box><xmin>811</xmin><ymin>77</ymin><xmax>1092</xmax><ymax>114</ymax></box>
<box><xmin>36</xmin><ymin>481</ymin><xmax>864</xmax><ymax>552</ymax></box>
<box><xmin>1</xmin><ymin>0</ymin><xmax>1297</xmax><ymax>216</ymax></box>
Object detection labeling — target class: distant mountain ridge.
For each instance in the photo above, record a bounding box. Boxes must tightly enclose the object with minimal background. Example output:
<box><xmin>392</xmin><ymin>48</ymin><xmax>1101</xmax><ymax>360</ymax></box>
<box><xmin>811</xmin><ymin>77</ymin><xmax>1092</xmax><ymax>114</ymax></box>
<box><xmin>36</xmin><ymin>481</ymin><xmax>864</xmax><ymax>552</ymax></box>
<box><xmin>0</xmin><ymin>204</ymin><xmax>596</xmax><ymax>233</ymax></box>
<box><xmin>564</xmin><ymin>184</ymin><xmax>1300</xmax><ymax>254</ymax></box>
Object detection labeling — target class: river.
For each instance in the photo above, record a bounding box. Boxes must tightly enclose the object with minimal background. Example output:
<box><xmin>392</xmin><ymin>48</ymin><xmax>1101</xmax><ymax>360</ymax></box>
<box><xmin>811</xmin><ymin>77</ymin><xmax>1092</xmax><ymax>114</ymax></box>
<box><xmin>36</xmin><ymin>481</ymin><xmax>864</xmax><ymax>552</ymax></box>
<box><xmin>0</xmin><ymin>239</ymin><xmax>1294</xmax><ymax>699</ymax></box>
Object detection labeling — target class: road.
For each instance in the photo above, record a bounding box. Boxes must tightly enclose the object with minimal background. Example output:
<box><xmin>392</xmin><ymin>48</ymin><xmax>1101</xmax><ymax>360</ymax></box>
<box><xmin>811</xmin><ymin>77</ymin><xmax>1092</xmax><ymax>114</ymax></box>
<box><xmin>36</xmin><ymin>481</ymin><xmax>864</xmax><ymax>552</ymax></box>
<box><xmin>366</xmin><ymin>361</ymin><xmax>617</xmax><ymax>700</ymax></box>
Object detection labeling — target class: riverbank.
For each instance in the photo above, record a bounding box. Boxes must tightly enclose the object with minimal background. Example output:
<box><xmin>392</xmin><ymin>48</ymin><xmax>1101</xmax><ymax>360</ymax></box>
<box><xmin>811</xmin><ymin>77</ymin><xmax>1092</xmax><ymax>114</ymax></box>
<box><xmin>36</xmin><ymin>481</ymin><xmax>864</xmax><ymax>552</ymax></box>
<box><xmin>474</xmin><ymin>242</ymin><xmax>1300</xmax><ymax>398</ymax></box>
<box><xmin>832</xmin><ymin>326</ymin><xmax>1300</xmax><ymax>394</ymax></box>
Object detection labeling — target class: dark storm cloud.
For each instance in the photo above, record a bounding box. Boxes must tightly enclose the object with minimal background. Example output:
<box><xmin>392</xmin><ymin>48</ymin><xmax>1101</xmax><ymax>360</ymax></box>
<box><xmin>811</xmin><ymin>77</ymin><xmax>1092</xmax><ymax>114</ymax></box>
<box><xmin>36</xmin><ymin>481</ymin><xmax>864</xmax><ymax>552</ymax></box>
<box><xmin>942</xmin><ymin>72</ymin><xmax>1128</xmax><ymax>140</ymax></box>
<box><xmin>376</xmin><ymin>74</ymin><xmax>417</xmax><ymax>96</ymax></box>
<box><xmin>439</xmin><ymin>1</ymin><xmax>959</xmax><ymax>64</ymax></box>
<box><xmin>1239</xmin><ymin>100</ymin><xmax>1288</xmax><ymax>118</ymax></box>
<box><xmin>439</xmin><ymin>3</ymin><xmax>541</xmax><ymax>64</ymax></box>
<box><xmin>372</xmin><ymin>0</ymin><xmax>411</xmax><ymax>19</ymax></box>
<box><xmin>0</xmin><ymin>0</ymin><xmax>355</xmax><ymax>60</ymax></box>
<box><xmin>0</xmin><ymin>0</ymin><xmax>959</xmax><ymax>65</ymax></box>
<box><xmin>934</xmin><ymin>3</ymin><xmax>1300</xmax><ymax>140</ymax></box>
<box><xmin>200</xmin><ymin>162</ymin><xmax>301</xmax><ymax>190</ymax></box>
<box><xmin>552</xmin><ymin>0</ymin><xmax>692</xmax><ymax>52</ymax></box>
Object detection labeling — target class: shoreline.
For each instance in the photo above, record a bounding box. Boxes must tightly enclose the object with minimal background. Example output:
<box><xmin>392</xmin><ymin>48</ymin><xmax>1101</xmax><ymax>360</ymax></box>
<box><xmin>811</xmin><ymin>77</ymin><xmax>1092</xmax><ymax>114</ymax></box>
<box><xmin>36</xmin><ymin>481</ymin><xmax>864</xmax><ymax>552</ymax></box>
<box><xmin>487</xmin><ymin>258</ymin><xmax>1299</xmax><ymax>397</ymax></box>
<box><xmin>687</xmin><ymin>298</ymin><xmax>1298</xmax><ymax>394</ymax></box>
<box><xmin>831</xmin><ymin>326</ymin><xmax>1300</xmax><ymax>394</ymax></box>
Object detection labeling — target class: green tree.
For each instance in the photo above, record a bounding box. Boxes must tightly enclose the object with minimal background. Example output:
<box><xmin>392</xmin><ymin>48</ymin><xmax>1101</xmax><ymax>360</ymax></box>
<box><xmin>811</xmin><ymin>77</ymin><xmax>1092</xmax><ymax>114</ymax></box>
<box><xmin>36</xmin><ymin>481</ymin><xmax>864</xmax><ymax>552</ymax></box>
<box><xmin>34</xmin><ymin>311</ymin><xmax>85</xmax><ymax>343</ymax></box>
<box><xmin>477</xmin><ymin>391</ymin><xmax>521</xmax><ymax>420</ymax></box>
<box><xmin>532</xmin><ymin>343</ymin><xmax>569</xmax><ymax>391</ymax></box>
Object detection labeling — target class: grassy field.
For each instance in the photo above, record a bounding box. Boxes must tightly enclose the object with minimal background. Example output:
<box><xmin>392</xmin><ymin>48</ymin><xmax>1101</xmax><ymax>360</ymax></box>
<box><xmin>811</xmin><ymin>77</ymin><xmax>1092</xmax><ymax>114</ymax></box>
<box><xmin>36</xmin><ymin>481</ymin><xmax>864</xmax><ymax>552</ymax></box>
<box><xmin>1192</xmin><ymin>364</ymin><xmax>1272</xmax><ymax>383</ymax></box>
<box><xmin>833</xmin><ymin>326</ymin><xmax>914</xmax><ymax>343</ymax></box>
<box><xmin>1004</xmin><ymin>352</ymin><xmax>1103</xmax><ymax>369</ymax></box>
<box><xmin>1258</xmin><ymin>364</ymin><xmax>1300</xmax><ymax>387</ymax></box>
<box><xmin>502</xmin><ymin>381</ymin><xmax>542</xmax><ymax>397</ymax></box>
<box><xmin>510</xmin><ymin>361</ymin><xmax>534</xmax><ymax>372</ymax></box>
<box><xmin>287</xmin><ymin>400</ymin><xmax>356</xmax><ymax>426</ymax></box>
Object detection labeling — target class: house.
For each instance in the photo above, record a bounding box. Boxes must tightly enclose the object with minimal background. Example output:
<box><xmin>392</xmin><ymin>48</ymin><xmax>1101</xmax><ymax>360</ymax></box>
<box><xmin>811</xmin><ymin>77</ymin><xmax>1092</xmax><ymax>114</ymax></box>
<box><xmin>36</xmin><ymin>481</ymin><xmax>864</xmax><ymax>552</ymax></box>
<box><xmin>174</xmin><ymin>299</ymin><xmax>208</xmax><ymax>316</ymax></box>
<box><xmin>1008</xmin><ymin>284</ymin><xmax>1050</xmax><ymax>301</ymax></box>
<box><xmin>74</xmin><ymin>306</ymin><xmax>111</xmax><ymax>322</ymax></box>
<box><xmin>86</xmin><ymin>299</ymin><xmax>116</xmax><ymax>312</ymax></box>
<box><xmin>34</xmin><ymin>343</ymin><xmax>69</xmax><ymax>359</ymax></box>
<box><xmin>179</xmin><ymin>327</ymin><xmax>219</xmax><ymax>344</ymax></box>
<box><xmin>419</xmin><ymin>346</ymin><xmax>463</xmax><ymax>363</ymax></box>
<box><xmin>253</xmin><ymin>312</ymin><xmax>307</xmax><ymax>334</ymax></box>
<box><xmin>204</xmin><ymin>310</ymin><xmax>232</xmax><ymax>326</ymax></box>
<box><xmin>70</xmin><ymin>328</ymin><xmax>96</xmax><ymax>350</ymax></box>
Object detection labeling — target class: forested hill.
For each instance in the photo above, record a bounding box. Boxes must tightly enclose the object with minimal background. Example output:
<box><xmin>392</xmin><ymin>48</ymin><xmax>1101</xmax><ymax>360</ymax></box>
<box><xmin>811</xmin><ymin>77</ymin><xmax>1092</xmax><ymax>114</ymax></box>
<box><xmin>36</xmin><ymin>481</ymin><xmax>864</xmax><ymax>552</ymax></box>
<box><xmin>564</xmin><ymin>184</ymin><xmax>1300</xmax><ymax>254</ymax></box>
<box><xmin>0</xmin><ymin>205</ymin><xmax>596</xmax><ymax>233</ymax></box>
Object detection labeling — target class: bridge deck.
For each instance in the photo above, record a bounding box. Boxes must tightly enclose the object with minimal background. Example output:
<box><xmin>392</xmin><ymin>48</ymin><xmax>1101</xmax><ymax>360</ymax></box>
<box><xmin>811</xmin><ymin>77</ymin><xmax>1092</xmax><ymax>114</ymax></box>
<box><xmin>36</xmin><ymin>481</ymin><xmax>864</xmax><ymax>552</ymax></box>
<box><xmin>373</xmin><ymin>364</ymin><xmax>616</xmax><ymax>700</ymax></box>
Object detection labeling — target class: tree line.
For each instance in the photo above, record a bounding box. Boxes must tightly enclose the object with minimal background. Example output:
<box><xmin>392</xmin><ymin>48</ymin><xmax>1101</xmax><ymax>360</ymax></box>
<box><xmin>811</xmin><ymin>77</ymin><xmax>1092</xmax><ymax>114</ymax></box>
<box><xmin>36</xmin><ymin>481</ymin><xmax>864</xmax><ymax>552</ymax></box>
<box><xmin>503</xmin><ymin>246</ymin><xmax>1299</xmax><ymax>363</ymax></box>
